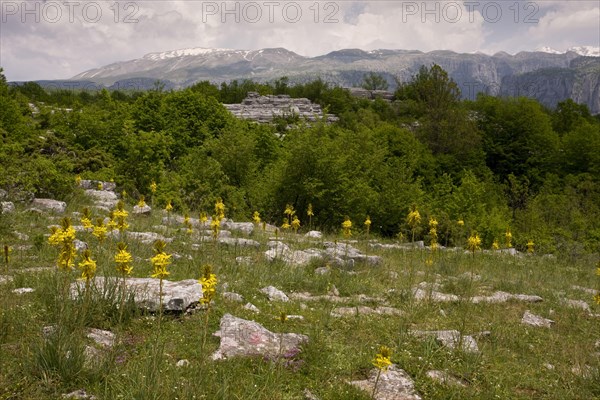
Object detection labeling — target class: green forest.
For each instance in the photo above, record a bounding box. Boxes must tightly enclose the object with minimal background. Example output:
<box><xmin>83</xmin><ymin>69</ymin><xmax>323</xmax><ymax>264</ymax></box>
<box><xmin>1</xmin><ymin>65</ymin><xmax>599</xmax><ymax>255</ymax></box>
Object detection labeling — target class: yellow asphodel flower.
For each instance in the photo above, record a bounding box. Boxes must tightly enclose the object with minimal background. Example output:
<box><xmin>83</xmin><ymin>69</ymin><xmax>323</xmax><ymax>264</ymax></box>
<box><xmin>594</xmin><ymin>294</ymin><xmax>600</xmax><ymax>305</ymax></box>
<box><xmin>78</xmin><ymin>249</ymin><xmax>97</xmax><ymax>282</ymax></box>
<box><xmin>215</xmin><ymin>198</ymin><xmax>225</xmax><ymax>220</ymax></box>
<box><xmin>200</xmin><ymin>212</ymin><xmax>208</xmax><ymax>224</ymax></box>
<box><xmin>342</xmin><ymin>216</ymin><xmax>352</xmax><ymax>238</ymax></box>
<box><xmin>137</xmin><ymin>195</ymin><xmax>147</xmax><ymax>208</ymax></box>
<box><xmin>281</xmin><ymin>218</ymin><xmax>291</xmax><ymax>230</ymax></box>
<box><xmin>115</xmin><ymin>242</ymin><xmax>133</xmax><ymax>276</ymax></box>
<box><xmin>527</xmin><ymin>240</ymin><xmax>535</xmax><ymax>254</ymax></box>
<box><xmin>151</xmin><ymin>241</ymin><xmax>171</xmax><ymax>279</ymax></box>
<box><xmin>457</xmin><ymin>219</ymin><xmax>464</xmax><ymax>226</ymax></box>
<box><xmin>505</xmin><ymin>229</ymin><xmax>512</xmax><ymax>248</ymax></box>
<box><xmin>4</xmin><ymin>245</ymin><xmax>11</xmax><ymax>265</ymax></box>
<box><xmin>97</xmin><ymin>182</ymin><xmax>103</xmax><ymax>190</ymax></box>
<box><xmin>252</xmin><ymin>211</ymin><xmax>261</xmax><ymax>225</ymax></box>
<box><xmin>467</xmin><ymin>233</ymin><xmax>482</xmax><ymax>253</ymax></box>
<box><xmin>291</xmin><ymin>215</ymin><xmax>301</xmax><ymax>233</ymax></box>
<box><xmin>407</xmin><ymin>207</ymin><xmax>421</xmax><ymax>227</ymax></box>
<box><xmin>492</xmin><ymin>239</ymin><xmax>500</xmax><ymax>250</ymax></box>
<box><xmin>199</xmin><ymin>264</ymin><xmax>217</xmax><ymax>305</ymax></box>
<box><xmin>372</xmin><ymin>346</ymin><xmax>392</xmax><ymax>371</ymax></box>
<box><xmin>364</xmin><ymin>216</ymin><xmax>372</xmax><ymax>235</ymax></box>
<box><xmin>165</xmin><ymin>200</ymin><xmax>173</xmax><ymax>212</ymax></box>
<box><xmin>92</xmin><ymin>218</ymin><xmax>107</xmax><ymax>243</ymax></box>
<box><xmin>284</xmin><ymin>204</ymin><xmax>295</xmax><ymax>217</ymax></box>
<box><xmin>150</xmin><ymin>181</ymin><xmax>157</xmax><ymax>194</ymax></box>
<box><xmin>307</xmin><ymin>203</ymin><xmax>314</xmax><ymax>217</ymax></box>
<box><xmin>429</xmin><ymin>217</ymin><xmax>438</xmax><ymax>228</ymax></box>
<box><xmin>211</xmin><ymin>216</ymin><xmax>220</xmax><ymax>239</ymax></box>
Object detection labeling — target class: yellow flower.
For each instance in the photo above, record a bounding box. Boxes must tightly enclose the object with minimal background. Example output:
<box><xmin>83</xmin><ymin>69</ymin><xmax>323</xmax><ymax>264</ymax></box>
<box><xmin>527</xmin><ymin>240</ymin><xmax>535</xmax><ymax>254</ymax></box>
<box><xmin>211</xmin><ymin>216</ymin><xmax>220</xmax><ymax>239</ymax></box>
<box><xmin>492</xmin><ymin>240</ymin><xmax>500</xmax><ymax>250</ymax></box>
<box><xmin>151</xmin><ymin>252</ymin><xmax>171</xmax><ymax>279</ymax></box>
<box><xmin>307</xmin><ymin>203</ymin><xmax>314</xmax><ymax>217</ymax></box>
<box><xmin>165</xmin><ymin>200</ymin><xmax>173</xmax><ymax>212</ymax></box>
<box><xmin>122</xmin><ymin>190</ymin><xmax>127</xmax><ymax>199</ymax></box>
<box><xmin>407</xmin><ymin>207</ymin><xmax>421</xmax><ymax>228</ymax></box>
<box><xmin>97</xmin><ymin>182</ymin><xmax>103</xmax><ymax>190</ymax></box>
<box><xmin>137</xmin><ymin>195</ymin><xmax>147</xmax><ymax>208</ymax></box>
<box><xmin>78</xmin><ymin>250</ymin><xmax>97</xmax><ymax>281</ymax></box>
<box><xmin>214</xmin><ymin>198</ymin><xmax>225</xmax><ymax>220</ymax></box>
<box><xmin>75</xmin><ymin>175</ymin><xmax>82</xmax><ymax>186</ymax></box>
<box><xmin>200</xmin><ymin>212</ymin><xmax>208</xmax><ymax>224</ymax></box>
<box><xmin>284</xmin><ymin>204</ymin><xmax>295</xmax><ymax>217</ymax></box>
<box><xmin>594</xmin><ymin>294</ymin><xmax>600</xmax><ymax>305</ymax></box>
<box><xmin>425</xmin><ymin>256</ymin><xmax>434</xmax><ymax>266</ymax></box>
<box><xmin>115</xmin><ymin>242</ymin><xmax>133</xmax><ymax>276</ymax></box>
<box><xmin>4</xmin><ymin>245</ymin><xmax>11</xmax><ymax>265</ymax></box>
<box><xmin>92</xmin><ymin>218</ymin><xmax>107</xmax><ymax>243</ymax></box>
<box><xmin>199</xmin><ymin>264</ymin><xmax>217</xmax><ymax>305</ymax></box>
<box><xmin>150</xmin><ymin>181</ymin><xmax>157</xmax><ymax>193</ymax></box>
<box><xmin>372</xmin><ymin>346</ymin><xmax>392</xmax><ymax>371</ymax></box>
<box><xmin>281</xmin><ymin>218</ymin><xmax>291</xmax><ymax>230</ymax></box>
<box><xmin>342</xmin><ymin>216</ymin><xmax>352</xmax><ymax>237</ymax></box>
<box><xmin>429</xmin><ymin>217</ymin><xmax>438</xmax><ymax>228</ymax></box>
<box><xmin>107</xmin><ymin>213</ymin><xmax>118</xmax><ymax>232</ymax></box>
<box><xmin>278</xmin><ymin>311</ymin><xmax>288</xmax><ymax>323</ymax></box>
<box><xmin>364</xmin><ymin>216</ymin><xmax>372</xmax><ymax>234</ymax></box>
<box><xmin>457</xmin><ymin>219</ymin><xmax>464</xmax><ymax>226</ymax></box>
<box><xmin>252</xmin><ymin>211</ymin><xmax>261</xmax><ymax>225</ymax></box>
<box><xmin>467</xmin><ymin>233</ymin><xmax>481</xmax><ymax>253</ymax></box>
<box><xmin>113</xmin><ymin>201</ymin><xmax>129</xmax><ymax>219</ymax></box>
<box><xmin>291</xmin><ymin>215</ymin><xmax>301</xmax><ymax>232</ymax></box>
<box><xmin>596</xmin><ymin>267</ymin><xmax>600</xmax><ymax>276</ymax></box>
<box><xmin>505</xmin><ymin>229</ymin><xmax>512</xmax><ymax>248</ymax></box>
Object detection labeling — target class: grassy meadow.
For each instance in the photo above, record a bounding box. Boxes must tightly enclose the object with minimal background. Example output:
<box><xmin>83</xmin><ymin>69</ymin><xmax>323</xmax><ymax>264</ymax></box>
<box><xmin>0</xmin><ymin>191</ymin><xmax>599</xmax><ymax>400</ymax></box>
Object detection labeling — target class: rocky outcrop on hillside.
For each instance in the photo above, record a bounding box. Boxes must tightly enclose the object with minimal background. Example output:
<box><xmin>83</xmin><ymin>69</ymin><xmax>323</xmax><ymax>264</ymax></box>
<box><xmin>223</xmin><ymin>92</ymin><xmax>338</xmax><ymax>123</ymax></box>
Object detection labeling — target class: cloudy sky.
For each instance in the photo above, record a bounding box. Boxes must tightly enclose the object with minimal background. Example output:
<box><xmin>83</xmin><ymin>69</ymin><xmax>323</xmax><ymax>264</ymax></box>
<box><xmin>1</xmin><ymin>0</ymin><xmax>598</xmax><ymax>81</ymax></box>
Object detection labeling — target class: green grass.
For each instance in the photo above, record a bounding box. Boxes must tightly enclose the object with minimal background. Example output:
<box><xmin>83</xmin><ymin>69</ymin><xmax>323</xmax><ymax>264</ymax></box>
<box><xmin>1</xmin><ymin>195</ymin><xmax>599</xmax><ymax>399</ymax></box>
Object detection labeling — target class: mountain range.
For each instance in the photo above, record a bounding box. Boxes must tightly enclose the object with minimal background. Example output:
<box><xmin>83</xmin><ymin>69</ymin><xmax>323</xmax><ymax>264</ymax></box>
<box><xmin>56</xmin><ymin>46</ymin><xmax>600</xmax><ymax>113</ymax></box>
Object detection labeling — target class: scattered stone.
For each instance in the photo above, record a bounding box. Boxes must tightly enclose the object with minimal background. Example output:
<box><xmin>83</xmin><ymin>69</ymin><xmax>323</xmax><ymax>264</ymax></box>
<box><xmin>303</xmin><ymin>388</ymin><xmax>320</xmax><ymax>400</ymax></box>
<box><xmin>62</xmin><ymin>389</ymin><xmax>97</xmax><ymax>399</ymax></box>
<box><xmin>349</xmin><ymin>364</ymin><xmax>421</xmax><ymax>400</ymax></box>
<box><xmin>426</xmin><ymin>370</ymin><xmax>468</xmax><ymax>387</ymax></box>
<box><xmin>132</xmin><ymin>204</ymin><xmax>152</xmax><ymax>215</ymax></box>
<box><xmin>71</xmin><ymin>277</ymin><xmax>202</xmax><ymax>312</ymax></box>
<box><xmin>457</xmin><ymin>272</ymin><xmax>481</xmax><ymax>281</ymax></box>
<box><xmin>74</xmin><ymin>239</ymin><xmax>88</xmax><ymax>252</ymax></box>
<box><xmin>1</xmin><ymin>201</ymin><xmax>15</xmax><ymax>214</ymax></box>
<box><xmin>471</xmin><ymin>291</ymin><xmax>543</xmax><ymax>304</ymax></box>
<box><xmin>413</xmin><ymin>288</ymin><xmax>460</xmax><ymax>302</ymax></box>
<box><xmin>521</xmin><ymin>310</ymin><xmax>554</xmax><ymax>328</ymax></box>
<box><xmin>87</xmin><ymin>328</ymin><xmax>116</xmax><ymax>348</ymax></box>
<box><xmin>286</xmin><ymin>314</ymin><xmax>305</xmax><ymax>320</ymax></box>
<box><xmin>305</xmin><ymin>231</ymin><xmax>323</xmax><ymax>238</ymax></box>
<box><xmin>212</xmin><ymin>314</ymin><xmax>309</xmax><ymax>360</ymax></box>
<box><xmin>13</xmin><ymin>231</ymin><xmax>29</xmax><ymax>241</ymax></box>
<box><xmin>411</xmin><ymin>330</ymin><xmax>479</xmax><ymax>353</ymax></box>
<box><xmin>222</xmin><ymin>292</ymin><xmax>244</xmax><ymax>302</ymax></box>
<box><xmin>328</xmin><ymin>285</ymin><xmax>340</xmax><ymax>297</ymax></box>
<box><xmin>243</xmin><ymin>302</ymin><xmax>260</xmax><ymax>313</ymax></box>
<box><xmin>323</xmin><ymin>241</ymin><xmax>382</xmax><ymax>266</ymax></box>
<box><xmin>221</xmin><ymin>221</ymin><xmax>255</xmax><ymax>236</ymax></box>
<box><xmin>176</xmin><ymin>359</ymin><xmax>190</xmax><ymax>367</ymax></box>
<box><xmin>79</xmin><ymin>180</ymin><xmax>116</xmax><ymax>191</ymax></box>
<box><xmin>331</xmin><ymin>306</ymin><xmax>403</xmax><ymax>317</ymax></box>
<box><xmin>314</xmin><ymin>267</ymin><xmax>330</xmax><ymax>275</ymax></box>
<box><xmin>261</xmin><ymin>286</ymin><xmax>289</xmax><ymax>302</ymax></box>
<box><xmin>289</xmin><ymin>292</ymin><xmax>384</xmax><ymax>304</ymax></box>
<box><xmin>497</xmin><ymin>248</ymin><xmax>519</xmax><ymax>256</ymax></box>
<box><xmin>32</xmin><ymin>198</ymin><xmax>66</xmax><ymax>213</ymax></box>
<box><xmin>12</xmin><ymin>287</ymin><xmax>35</xmax><ymax>294</ymax></box>
<box><xmin>236</xmin><ymin>256</ymin><xmax>253</xmax><ymax>265</ymax></box>
<box><xmin>213</xmin><ymin>237</ymin><xmax>260</xmax><ymax>248</ymax></box>
<box><xmin>544</xmin><ymin>363</ymin><xmax>555</xmax><ymax>370</ymax></box>
<box><xmin>0</xmin><ymin>275</ymin><xmax>14</xmax><ymax>285</ymax></box>
<box><xmin>0</xmin><ymin>189</ymin><xmax>6</xmax><ymax>199</ymax></box>
<box><xmin>108</xmin><ymin>231</ymin><xmax>172</xmax><ymax>245</ymax></box>
<box><xmin>571</xmin><ymin>285</ymin><xmax>598</xmax><ymax>295</ymax></box>
<box><xmin>562</xmin><ymin>299</ymin><xmax>591</xmax><ymax>312</ymax></box>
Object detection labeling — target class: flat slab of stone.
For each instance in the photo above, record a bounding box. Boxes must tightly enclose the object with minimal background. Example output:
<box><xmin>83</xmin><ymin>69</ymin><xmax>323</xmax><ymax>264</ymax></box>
<box><xmin>108</xmin><ymin>231</ymin><xmax>173</xmax><ymax>245</ymax></box>
<box><xmin>212</xmin><ymin>314</ymin><xmax>308</xmax><ymax>360</ymax></box>
<box><xmin>413</xmin><ymin>288</ymin><xmax>460</xmax><ymax>302</ymax></box>
<box><xmin>221</xmin><ymin>221</ymin><xmax>255</xmax><ymax>235</ymax></box>
<box><xmin>261</xmin><ymin>286</ymin><xmax>289</xmax><ymax>302</ymax></box>
<box><xmin>411</xmin><ymin>330</ymin><xmax>479</xmax><ymax>353</ymax></box>
<box><xmin>264</xmin><ymin>246</ymin><xmax>323</xmax><ymax>266</ymax></box>
<box><xmin>32</xmin><ymin>198</ymin><xmax>66</xmax><ymax>213</ymax></box>
<box><xmin>521</xmin><ymin>310</ymin><xmax>554</xmax><ymax>328</ymax></box>
<box><xmin>349</xmin><ymin>365</ymin><xmax>422</xmax><ymax>400</ymax></box>
<box><xmin>132</xmin><ymin>205</ymin><xmax>152</xmax><ymax>215</ymax></box>
<box><xmin>71</xmin><ymin>277</ymin><xmax>202</xmax><ymax>312</ymax></box>
<box><xmin>571</xmin><ymin>285</ymin><xmax>598</xmax><ymax>295</ymax></box>
<box><xmin>13</xmin><ymin>287</ymin><xmax>35</xmax><ymax>294</ymax></box>
<box><xmin>323</xmin><ymin>241</ymin><xmax>382</xmax><ymax>266</ymax></box>
<box><xmin>471</xmin><ymin>291</ymin><xmax>543</xmax><ymax>303</ymax></box>
<box><xmin>305</xmin><ymin>231</ymin><xmax>323</xmax><ymax>238</ymax></box>
<box><xmin>562</xmin><ymin>299</ymin><xmax>591</xmax><ymax>312</ymax></box>
<box><xmin>331</xmin><ymin>306</ymin><xmax>403</xmax><ymax>317</ymax></box>
<box><xmin>426</xmin><ymin>370</ymin><xmax>468</xmax><ymax>387</ymax></box>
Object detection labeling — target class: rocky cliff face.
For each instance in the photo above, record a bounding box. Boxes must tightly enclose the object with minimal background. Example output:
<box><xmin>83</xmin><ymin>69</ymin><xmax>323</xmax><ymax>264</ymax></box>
<box><xmin>67</xmin><ymin>47</ymin><xmax>600</xmax><ymax>113</ymax></box>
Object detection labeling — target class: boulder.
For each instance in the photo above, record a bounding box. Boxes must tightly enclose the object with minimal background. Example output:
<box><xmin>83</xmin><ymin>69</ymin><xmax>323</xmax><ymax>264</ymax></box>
<box><xmin>71</xmin><ymin>277</ymin><xmax>202</xmax><ymax>312</ymax></box>
<box><xmin>349</xmin><ymin>365</ymin><xmax>422</xmax><ymax>400</ymax></box>
<box><xmin>32</xmin><ymin>198</ymin><xmax>66</xmax><ymax>213</ymax></box>
<box><xmin>212</xmin><ymin>314</ymin><xmax>309</xmax><ymax>360</ymax></box>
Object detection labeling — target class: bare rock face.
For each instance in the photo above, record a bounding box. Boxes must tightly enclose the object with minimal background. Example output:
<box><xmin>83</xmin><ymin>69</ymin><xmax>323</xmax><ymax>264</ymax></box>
<box><xmin>224</xmin><ymin>92</ymin><xmax>338</xmax><ymax>124</ymax></box>
<box><xmin>349</xmin><ymin>365</ymin><xmax>422</xmax><ymax>400</ymax></box>
<box><xmin>521</xmin><ymin>310</ymin><xmax>554</xmax><ymax>328</ymax></box>
<box><xmin>212</xmin><ymin>314</ymin><xmax>309</xmax><ymax>360</ymax></box>
<box><xmin>32</xmin><ymin>198</ymin><xmax>67</xmax><ymax>213</ymax></box>
<box><xmin>71</xmin><ymin>277</ymin><xmax>202</xmax><ymax>312</ymax></box>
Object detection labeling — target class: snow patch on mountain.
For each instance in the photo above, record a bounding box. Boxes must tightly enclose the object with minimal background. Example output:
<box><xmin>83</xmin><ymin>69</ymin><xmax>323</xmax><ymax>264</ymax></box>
<box><xmin>537</xmin><ymin>46</ymin><xmax>599</xmax><ymax>57</ymax></box>
<box><xmin>143</xmin><ymin>47</ymin><xmax>236</xmax><ymax>61</ymax></box>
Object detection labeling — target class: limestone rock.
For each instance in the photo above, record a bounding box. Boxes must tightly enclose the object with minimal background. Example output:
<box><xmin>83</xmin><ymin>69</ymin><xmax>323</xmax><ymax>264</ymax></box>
<box><xmin>426</xmin><ymin>370</ymin><xmax>468</xmax><ymax>387</ymax></box>
<box><xmin>349</xmin><ymin>365</ymin><xmax>422</xmax><ymax>400</ymax></box>
<box><xmin>236</xmin><ymin>256</ymin><xmax>253</xmax><ymax>265</ymax></box>
<box><xmin>0</xmin><ymin>275</ymin><xmax>14</xmax><ymax>285</ymax></box>
<box><xmin>331</xmin><ymin>306</ymin><xmax>403</xmax><ymax>317</ymax></box>
<box><xmin>86</xmin><ymin>328</ymin><xmax>116</xmax><ymax>348</ymax></box>
<box><xmin>244</xmin><ymin>302</ymin><xmax>260</xmax><ymax>313</ymax></box>
<box><xmin>1</xmin><ymin>201</ymin><xmax>15</xmax><ymax>214</ymax></box>
<box><xmin>212</xmin><ymin>314</ymin><xmax>308</xmax><ymax>360</ymax></box>
<box><xmin>79</xmin><ymin>180</ymin><xmax>116</xmax><ymax>191</ymax></box>
<box><xmin>176</xmin><ymin>359</ymin><xmax>190</xmax><ymax>367</ymax></box>
<box><xmin>323</xmin><ymin>241</ymin><xmax>382</xmax><ymax>266</ymax></box>
<box><xmin>222</xmin><ymin>292</ymin><xmax>244</xmax><ymax>302</ymax></box>
<box><xmin>132</xmin><ymin>205</ymin><xmax>152</xmax><ymax>215</ymax></box>
<box><xmin>71</xmin><ymin>277</ymin><xmax>202</xmax><ymax>312</ymax></box>
<box><xmin>413</xmin><ymin>288</ymin><xmax>459</xmax><ymax>302</ymax></box>
<box><xmin>108</xmin><ymin>231</ymin><xmax>172</xmax><ymax>245</ymax></box>
<box><xmin>12</xmin><ymin>287</ymin><xmax>35</xmax><ymax>294</ymax></box>
<box><xmin>221</xmin><ymin>221</ymin><xmax>255</xmax><ymax>235</ymax></box>
<box><xmin>471</xmin><ymin>291</ymin><xmax>543</xmax><ymax>304</ymax></box>
<box><xmin>305</xmin><ymin>231</ymin><xmax>323</xmax><ymax>238</ymax></box>
<box><xmin>261</xmin><ymin>286</ymin><xmax>289</xmax><ymax>302</ymax></box>
<box><xmin>571</xmin><ymin>285</ymin><xmax>598</xmax><ymax>295</ymax></box>
<box><xmin>32</xmin><ymin>198</ymin><xmax>66</xmax><ymax>213</ymax></box>
<box><xmin>562</xmin><ymin>299</ymin><xmax>591</xmax><ymax>312</ymax></box>
<box><xmin>62</xmin><ymin>389</ymin><xmax>97</xmax><ymax>399</ymax></box>
<box><xmin>411</xmin><ymin>330</ymin><xmax>479</xmax><ymax>353</ymax></box>
<box><xmin>521</xmin><ymin>310</ymin><xmax>554</xmax><ymax>328</ymax></box>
